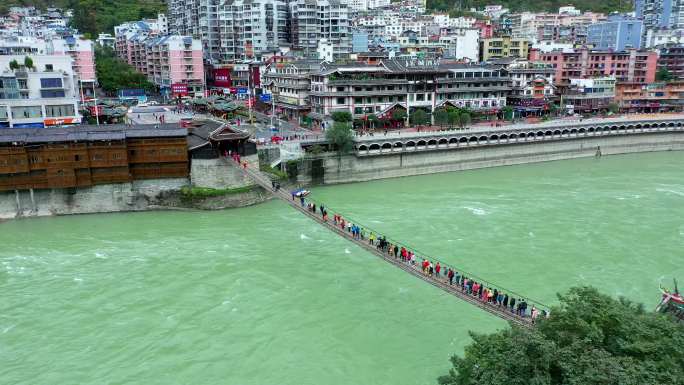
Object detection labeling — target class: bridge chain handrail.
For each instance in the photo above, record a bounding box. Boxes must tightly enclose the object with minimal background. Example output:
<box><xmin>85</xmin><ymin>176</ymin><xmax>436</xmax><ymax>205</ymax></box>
<box><xmin>239</xmin><ymin>163</ymin><xmax>544</xmax><ymax>325</ymax></box>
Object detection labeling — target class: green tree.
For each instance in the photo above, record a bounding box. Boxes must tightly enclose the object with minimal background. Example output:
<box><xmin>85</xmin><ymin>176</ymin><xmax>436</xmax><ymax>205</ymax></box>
<box><xmin>285</xmin><ymin>160</ymin><xmax>299</xmax><ymax>181</ymax></box>
<box><xmin>391</xmin><ymin>109</ymin><xmax>407</xmax><ymax>123</ymax></box>
<box><xmin>331</xmin><ymin>111</ymin><xmax>352</xmax><ymax>123</ymax></box>
<box><xmin>656</xmin><ymin>68</ymin><xmax>674</xmax><ymax>82</ymax></box>
<box><xmin>8</xmin><ymin>60</ymin><xmax>19</xmax><ymax>71</ymax></box>
<box><xmin>456</xmin><ymin>111</ymin><xmax>471</xmax><ymax>129</ymax></box>
<box><xmin>367</xmin><ymin>114</ymin><xmax>379</xmax><ymax>129</ymax></box>
<box><xmin>607</xmin><ymin>102</ymin><xmax>620</xmax><ymax>114</ymax></box>
<box><xmin>502</xmin><ymin>105</ymin><xmax>514</xmax><ymax>121</ymax></box>
<box><xmin>95</xmin><ymin>45</ymin><xmax>154</xmax><ymax>94</ymax></box>
<box><xmin>410</xmin><ymin>109</ymin><xmax>430</xmax><ymax>126</ymax></box>
<box><xmin>434</xmin><ymin>109</ymin><xmax>449</xmax><ymax>128</ymax></box>
<box><xmin>447</xmin><ymin>109</ymin><xmax>461</xmax><ymax>128</ymax></box>
<box><xmin>23</xmin><ymin>56</ymin><xmax>33</xmax><ymax>69</ymax></box>
<box><xmin>326</xmin><ymin>121</ymin><xmax>354</xmax><ymax>154</ymax></box>
<box><xmin>438</xmin><ymin>286</ymin><xmax>684</xmax><ymax>385</ymax></box>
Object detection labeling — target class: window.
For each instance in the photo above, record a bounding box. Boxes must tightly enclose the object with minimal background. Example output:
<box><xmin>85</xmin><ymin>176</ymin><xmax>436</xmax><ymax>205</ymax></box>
<box><xmin>354</xmin><ymin>107</ymin><xmax>363</xmax><ymax>114</ymax></box>
<box><xmin>45</xmin><ymin>104</ymin><xmax>75</xmax><ymax>117</ymax></box>
<box><xmin>11</xmin><ymin>106</ymin><xmax>42</xmax><ymax>119</ymax></box>
<box><xmin>354</xmin><ymin>97</ymin><xmax>362</xmax><ymax>104</ymax></box>
<box><xmin>45</xmin><ymin>64</ymin><xmax>54</xmax><ymax>72</ymax></box>
<box><xmin>336</xmin><ymin>97</ymin><xmax>345</xmax><ymax>104</ymax></box>
<box><xmin>40</xmin><ymin>78</ymin><xmax>62</xmax><ymax>88</ymax></box>
<box><xmin>41</xmin><ymin>90</ymin><xmax>66</xmax><ymax>98</ymax></box>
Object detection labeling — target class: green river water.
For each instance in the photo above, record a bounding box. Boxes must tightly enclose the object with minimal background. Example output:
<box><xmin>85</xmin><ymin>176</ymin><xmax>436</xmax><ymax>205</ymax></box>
<box><xmin>2</xmin><ymin>152</ymin><xmax>684</xmax><ymax>385</ymax></box>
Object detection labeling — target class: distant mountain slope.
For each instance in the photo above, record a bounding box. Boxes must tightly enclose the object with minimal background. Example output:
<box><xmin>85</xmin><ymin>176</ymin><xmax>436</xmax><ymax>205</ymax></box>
<box><xmin>1</xmin><ymin>0</ymin><xmax>166</xmax><ymax>36</ymax></box>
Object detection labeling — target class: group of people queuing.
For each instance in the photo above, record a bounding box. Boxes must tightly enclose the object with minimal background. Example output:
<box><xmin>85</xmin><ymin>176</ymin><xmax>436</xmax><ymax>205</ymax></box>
<box><xmin>294</xmin><ymin>193</ymin><xmax>547</xmax><ymax>323</ymax></box>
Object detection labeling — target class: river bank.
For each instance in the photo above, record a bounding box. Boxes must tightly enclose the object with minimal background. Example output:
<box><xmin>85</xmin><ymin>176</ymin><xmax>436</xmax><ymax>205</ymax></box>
<box><xmin>2</xmin><ymin>126</ymin><xmax>684</xmax><ymax>220</ymax></box>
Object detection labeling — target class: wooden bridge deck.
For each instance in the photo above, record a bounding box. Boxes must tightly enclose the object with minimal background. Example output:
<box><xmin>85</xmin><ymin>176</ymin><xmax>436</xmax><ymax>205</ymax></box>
<box><xmin>240</xmin><ymin>164</ymin><xmax>537</xmax><ymax>327</ymax></box>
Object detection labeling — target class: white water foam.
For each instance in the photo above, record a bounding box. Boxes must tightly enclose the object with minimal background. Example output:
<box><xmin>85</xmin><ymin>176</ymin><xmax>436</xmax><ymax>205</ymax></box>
<box><xmin>656</xmin><ymin>187</ymin><xmax>684</xmax><ymax>197</ymax></box>
<box><xmin>463</xmin><ymin>206</ymin><xmax>488</xmax><ymax>216</ymax></box>
<box><xmin>300</xmin><ymin>234</ymin><xmax>310</xmax><ymax>240</ymax></box>
<box><xmin>344</xmin><ymin>248</ymin><xmax>351</xmax><ymax>254</ymax></box>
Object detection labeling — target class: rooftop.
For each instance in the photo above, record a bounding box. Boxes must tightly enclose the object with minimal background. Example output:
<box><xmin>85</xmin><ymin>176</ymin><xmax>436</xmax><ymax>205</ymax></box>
<box><xmin>0</xmin><ymin>124</ymin><xmax>186</xmax><ymax>144</ymax></box>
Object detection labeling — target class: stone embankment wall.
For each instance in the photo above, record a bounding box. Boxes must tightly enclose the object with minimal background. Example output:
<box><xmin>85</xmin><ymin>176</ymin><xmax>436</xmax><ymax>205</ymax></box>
<box><xmin>298</xmin><ymin>132</ymin><xmax>684</xmax><ymax>184</ymax></box>
<box><xmin>0</xmin><ymin>178</ymin><xmax>187</xmax><ymax>220</ymax></box>
<box><xmin>0</xmin><ymin>155</ymin><xmax>267</xmax><ymax>220</ymax></box>
<box><xmin>189</xmin><ymin>155</ymin><xmax>258</xmax><ymax>189</ymax></box>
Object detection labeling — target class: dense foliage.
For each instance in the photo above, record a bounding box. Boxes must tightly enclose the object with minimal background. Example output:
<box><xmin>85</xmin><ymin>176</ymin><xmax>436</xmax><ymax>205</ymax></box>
<box><xmin>95</xmin><ymin>46</ymin><xmax>154</xmax><ymax>94</ymax></box>
<box><xmin>326</xmin><ymin>121</ymin><xmax>354</xmax><ymax>154</ymax></box>
<box><xmin>427</xmin><ymin>0</ymin><xmax>632</xmax><ymax>15</ymax></box>
<box><xmin>1</xmin><ymin>0</ymin><xmax>166</xmax><ymax>36</ymax></box>
<box><xmin>438</xmin><ymin>287</ymin><xmax>684</xmax><ymax>385</ymax></box>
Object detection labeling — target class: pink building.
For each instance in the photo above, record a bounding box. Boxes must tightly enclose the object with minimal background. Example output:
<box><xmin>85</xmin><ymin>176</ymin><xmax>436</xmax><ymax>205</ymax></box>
<box><xmin>51</xmin><ymin>36</ymin><xmax>97</xmax><ymax>98</ymax></box>
<box><xmin>529</xmin><ymin>48</ymin><xmax>658</xmax><ymax>86</ymax></box>
<box><xmin>145</xmin><ymin>35</ymin><xmax>204</xmax><ymax>96</ymax></box>
<box><xmin>113</xmin><ymin>20</ymin><xmax>205</xmax><ymax>97</ymax></box>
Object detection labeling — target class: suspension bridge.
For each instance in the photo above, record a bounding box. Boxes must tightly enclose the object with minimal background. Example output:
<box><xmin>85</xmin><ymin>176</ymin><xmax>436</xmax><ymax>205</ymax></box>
<box><xmin>238</xmin><ymin>163</ymin><xmax>549</xmax><ymax>326</ymax></box>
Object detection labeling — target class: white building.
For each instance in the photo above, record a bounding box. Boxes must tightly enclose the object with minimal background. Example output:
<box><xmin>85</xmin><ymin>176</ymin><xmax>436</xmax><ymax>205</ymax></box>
<box><xmin>96</xmin><ymin>33</ymin><xmax>116</xmax><ymax>49</ymax></box>
<box><xmin>644</xmin><ymin>28</ymin><xmax>684</xmax><ymax>48</ymax></box>
<box><xmin>446</xmin><ymin>29</ymin><xmax>479</xmax><ymax>61</ymax></box>
<box><xmin>558</xmin><ymin>6</ymin><xmax>581</xmax><ymax>16</ymax></box>
<box><xmin>290</xmin><ymin>0</ymin><xmax>351</xmax><ymax>60</ymax></box>
<box><xmin>0</xmin><ymin>55</ymin><xmax>81</xmax><ymax>128</ymax></box>
<box><xmin>532</xmin><ymin>40</ymin><xmax>574</xmax><ymax>53</ymax></box>
<box><xmin>317</xmin><ymin>39</ymin><xmax>335</xmax><ymax>62</ymax></box>
<box><xmin>219</xmin><ymin>0</ymin><xmax>290</xmax><ymax>61</ymax></box>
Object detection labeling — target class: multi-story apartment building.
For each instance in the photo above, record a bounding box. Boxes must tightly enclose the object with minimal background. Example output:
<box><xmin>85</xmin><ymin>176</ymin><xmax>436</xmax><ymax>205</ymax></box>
<box><xmin>219</xmin><ymin>0</ymin><xmax>289</xmax><ymax>61</ymax></box>
<box><xmin>262</xmin><ymin>60</ymin><xmax>321</xmax><ymax>120</ymax></box>
<box><xmin>615</xmin><ymin>81</ymin><xmax>684</xmax><ymax>112</ymax></box>
<box><xmin>529</xmin><ymin>48</ymin><xmax>658</xmax><ymax>86</ymax></box>
<box><xmin>308</xmin><ymin>59</ymin><xmax>511</xmax><ymax>123</ymax></box>
<box><xmin>114</xmin><ymin>29</ymin><xmax>206</xmax><ymax>97</ymax></box>
<box><xmin>505</xmin><ymin>61</ymin><xmax>556</xmax><ymax>111</ymax></box>
<box><xmin>51</xmin><ymin>36</ymin><xmax>96</xmax><ymax>98</ymax></box>
<box><xmin>587</xmin><ymin>15</ymin><xmax>643</xmax><ymax>51</ymax></box>
<box><xmin>563</xmin><ymin>77</ymin><xmax>615</xmax><ymax>113</ymax></box>
<box><xmin>168</xmin><ymin>0</ymin><xmax>222</xmax><ymax>63</ymax></box>
<box><xmin>143</xmin><ymin>35</ymin><xmax>205</xmax><ymax>96</ymax></box>
<box><xmin>636</xmin><ymin>0</ymin><xmax>684</xmax><ymax>31</ymax></box>
<box><xmin>396</xmin><ymin>29</ymin><xmax>478</xmax><ymax>61</ymax></box>
<box><xmin>0</xmin><ymin>55</ymin><xmax>80</xmax><ymax>128</ymax></box>
<box><xmin>658</xmin><ymin>45</ymin><xmax>684</xmax><ymax>80</ymax></box>
<box><xmin>290</xmin><ymin>0</ymin><xmax>351</xmax><ymax>60</ymax></box>
<box><xmin>480</xmin><ymin>37</ymin><xmax>530</xmax><ymax>62</ymax></box>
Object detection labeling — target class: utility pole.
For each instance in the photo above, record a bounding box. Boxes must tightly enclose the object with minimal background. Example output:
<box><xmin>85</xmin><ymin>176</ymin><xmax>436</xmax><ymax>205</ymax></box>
<box><xmin>271</xmin><ymin>89</ymin><xmax>276</xmax><ymax>129</ymax></box>
<box><xmin>247</xmin><ymin>64</ymin><xmax>253</xmax><ymax>124</ymax></box>
<box><xmin>92</xmin><ymin>81</ymin><xmax>99</xmax><ymax>126</ymax></box>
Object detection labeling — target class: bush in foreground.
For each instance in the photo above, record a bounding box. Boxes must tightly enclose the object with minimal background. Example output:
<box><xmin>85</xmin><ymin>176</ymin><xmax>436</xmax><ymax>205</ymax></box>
<box><xmin>438</xmin><ymin>287</ymin><xmax>684</xmax><ymax>385</ymax></box>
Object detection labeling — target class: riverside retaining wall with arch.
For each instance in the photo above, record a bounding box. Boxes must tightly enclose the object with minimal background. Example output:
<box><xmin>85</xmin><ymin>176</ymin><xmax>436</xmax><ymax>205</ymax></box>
<box><xmin>297</xmin><ymin>116</ymin><xmax>684</xmax><ymax>184</ymax></box>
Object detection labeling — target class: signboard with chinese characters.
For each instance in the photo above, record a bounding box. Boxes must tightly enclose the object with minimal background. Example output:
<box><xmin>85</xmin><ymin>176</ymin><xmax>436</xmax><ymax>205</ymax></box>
<box><xmin>171</xmin><ymin>83</ymin><xmax>189</xmax><ymax>97</ymax></box>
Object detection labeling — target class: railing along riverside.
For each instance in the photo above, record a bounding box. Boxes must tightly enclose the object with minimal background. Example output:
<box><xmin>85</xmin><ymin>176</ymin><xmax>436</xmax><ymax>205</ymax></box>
<box><xmin>237</xmin><ymin>161</ymin><xmax>550</xmax><ymax>326</ymax></box>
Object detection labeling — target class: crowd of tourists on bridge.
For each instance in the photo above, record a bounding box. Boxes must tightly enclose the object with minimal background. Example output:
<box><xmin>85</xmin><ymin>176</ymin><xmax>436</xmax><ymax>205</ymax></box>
<box><xmin>291</xmin><ymin>192</ymin><xmax>548</xmax><ymax>322</ymax></box>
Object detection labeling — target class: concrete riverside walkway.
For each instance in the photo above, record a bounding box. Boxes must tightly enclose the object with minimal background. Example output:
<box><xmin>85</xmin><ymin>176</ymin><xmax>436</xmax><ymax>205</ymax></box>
<box><xmin>237</xmin><ymin>162</ymin><xmax>545</xmax><ymax>326</ymax></box>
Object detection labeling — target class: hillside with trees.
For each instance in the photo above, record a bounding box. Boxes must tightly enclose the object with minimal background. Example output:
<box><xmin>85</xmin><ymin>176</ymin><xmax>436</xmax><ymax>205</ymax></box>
<box><xmin>438</xmin><ymin>287</ymin><xmax>684</xmax><ymax>385</ymax></box>
<box><xmin>427</xmin><ymin>0</ymin><xmax>632</xmax><ymax>15</ymax></box>
<box><xmin>0</xmin><ymin>0</ymin><xmax>166</xmax><ymax>37</ymax></box>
